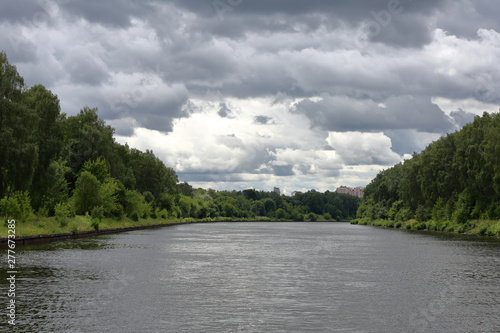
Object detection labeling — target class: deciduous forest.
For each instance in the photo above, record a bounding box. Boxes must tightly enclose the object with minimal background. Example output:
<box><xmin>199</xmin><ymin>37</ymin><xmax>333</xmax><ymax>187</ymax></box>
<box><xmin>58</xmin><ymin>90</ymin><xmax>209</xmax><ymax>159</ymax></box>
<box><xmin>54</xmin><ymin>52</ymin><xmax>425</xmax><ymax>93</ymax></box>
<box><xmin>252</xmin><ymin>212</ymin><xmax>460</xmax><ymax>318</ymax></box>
<box><xmin>354</xmin><ymin>111</ymin><xmax>500</xmax><ymax>235</ymax></box>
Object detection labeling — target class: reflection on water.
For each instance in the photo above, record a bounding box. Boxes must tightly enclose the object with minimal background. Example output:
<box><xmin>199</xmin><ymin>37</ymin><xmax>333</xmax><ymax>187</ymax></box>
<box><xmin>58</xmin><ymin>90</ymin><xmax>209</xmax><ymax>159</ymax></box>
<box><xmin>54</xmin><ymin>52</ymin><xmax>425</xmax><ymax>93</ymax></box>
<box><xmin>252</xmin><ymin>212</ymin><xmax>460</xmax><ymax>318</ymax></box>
<box><xmin>1</xmin><ymin>223</ymin><xmax>500</xmax><ymax>332</ymax></box>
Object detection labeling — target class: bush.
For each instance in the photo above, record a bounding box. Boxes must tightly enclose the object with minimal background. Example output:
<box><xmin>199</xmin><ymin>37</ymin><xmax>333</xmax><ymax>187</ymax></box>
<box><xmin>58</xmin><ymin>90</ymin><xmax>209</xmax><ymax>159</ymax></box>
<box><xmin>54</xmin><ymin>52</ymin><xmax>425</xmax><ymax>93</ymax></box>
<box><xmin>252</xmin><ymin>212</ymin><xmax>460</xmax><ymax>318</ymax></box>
<box><xmin>395</xmin><ymin>208</ymin><xmax>413</xmax><ymax>222</ymax></box>
<box><xmin>307</xmin><ymin>213</ymin><xmax>318</xmax><ymax>221</ymax></box>
<box><xmin>158</xmin><ymin>209</ymin><xmax>168</xmax><ymax>219</ymax></box>
<box><xmin>73</xmin><ymin>171</ymin><xmax>102</xmax><ymax>214</ymax></box>
<box><xmin>415</xmin><ymin>205</ymin><xmax>428</xmax><ymax>222</ymax></box>
<box><xmin>477</xmin><ymin>223</ymin><xmax>489</xmax><ymax>236</ymax></box>
<box><xmin>55</xmin><ymin>202</ymin><xmax>72</xmax><ymax>227</ymax></box>
<box><xmin>91</xmin><ymin>206</ymin><xmax>104</xmax><ymax>231</ymax></box>
<box><xmin>415</xmin><ymin>222</ymin><xmax>426</xmax><ymax>230</ymax></box>
<box><xmin>130</xmin><ymin>211</ymin><xmax>139</xmax><ymax>222</ymax></box>
<box><xmin>36</xmin><ymin>206</ymin><xmax>49</xmax><ymax>218</ymax></box>
<box><xmin>0</xmin><ymin>191</ymin><xmax>33</xmax><ymax>222</ymax></box>
<box><xmin>275</xmin><ymin>208</ymin><xmax>287</xmax><ymax>220</ymax></box>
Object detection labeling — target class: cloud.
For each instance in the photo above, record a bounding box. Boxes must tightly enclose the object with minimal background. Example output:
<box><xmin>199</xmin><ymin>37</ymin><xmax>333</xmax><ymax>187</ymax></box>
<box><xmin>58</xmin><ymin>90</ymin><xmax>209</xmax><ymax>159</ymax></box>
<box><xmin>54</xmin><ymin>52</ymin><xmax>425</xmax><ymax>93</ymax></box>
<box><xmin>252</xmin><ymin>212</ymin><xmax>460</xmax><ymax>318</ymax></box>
<box><xmin>254</xmin><ymin>115</ymin><xmax>273</xmax><ymax>124</ymax></box>
<box><xmin>217</xmin><ymin>102</ymin><xmax>233</xmax><ymax>118</ymax></box>
<box><xmin>326</xmin><ymin>132</ymin><xmax>401</xmax><ymax>166</ymax></box>
<box><xmin>2</xmin><ymin>0</ymin><xmax>500</xmax><ymax>191</ymax></box>
<box><xmin>292</xmin><ymin>95</ymin><xmax>457</xmax><ymax>133</ymax></box>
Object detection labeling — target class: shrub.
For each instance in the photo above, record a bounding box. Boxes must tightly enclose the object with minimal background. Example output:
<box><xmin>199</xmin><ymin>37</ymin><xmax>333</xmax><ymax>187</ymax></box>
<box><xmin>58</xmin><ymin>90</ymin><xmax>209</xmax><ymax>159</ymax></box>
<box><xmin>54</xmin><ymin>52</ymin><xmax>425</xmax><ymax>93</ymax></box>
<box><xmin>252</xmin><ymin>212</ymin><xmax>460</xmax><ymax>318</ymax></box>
<box><xmin>416</xmin><ymin>205</ymin><xmax>428</xmax><ymax>222</ymax></box>
<box><xmin>307</xmin><ymin>213</ymin><xmax>318</xmax><ymax>221</ymax></box>
<box><xmin>91</xmin><ymin>206</ymin><xmax>104</xmax><ymax>231</ymax></box>
<box><xmin>130</xmin><ymin>211</ymin><xmax>139</xmax><ymax>222</ymax></box>
<box><xmin>73</xmin><ymin>171</ymin><xmax>102</xmax><ymax>214</ymax></box>
<box><xmin>395</xmin><ymin>207</ymin><xmax>413</xmax><ymax>222</ymax></box>
<box><xmin>55</xmin><ymin>202</ymin><xmax>72</xmax><ymax>227</ymax></box>
<box><xmin>158</xmin><ymin>209</ymin><xmax>168</xmax><ymax>219</ymax></box>
<box><xmin>415</xmin><ymin>223</ymin><xmax>426</xmax><ymax>230</ymax></box>
<box><xmin>0</xmin><ymin>191</ymin><xmax>33</xmax><ymax>222</ymax></box>
<box><xmin>36</xmin><ymin>206</ymin><xmax>49</xmax><ymax>218</ymax></box>
<box><xmin>477</xmin><ymin>223</ymin><xmax>489</xmax><ymax>236</ymax></box>
<box><xmin>275</xmin><ymin>208</ymin><xmax>287</xmax><ymax>220</ymax></box>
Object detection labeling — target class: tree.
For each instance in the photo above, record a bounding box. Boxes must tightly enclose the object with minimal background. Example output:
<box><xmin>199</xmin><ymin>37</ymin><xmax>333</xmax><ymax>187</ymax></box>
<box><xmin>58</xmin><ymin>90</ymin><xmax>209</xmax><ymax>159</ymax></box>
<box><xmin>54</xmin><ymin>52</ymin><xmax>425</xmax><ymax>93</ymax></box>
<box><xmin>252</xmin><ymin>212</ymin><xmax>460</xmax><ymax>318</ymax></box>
<box><xmin>275</xmin><ymin>208</ymin><xmax>287</xmax><ymax>219</ymax></box>
<box><xmin>63</xmin><ymin>107</ymin><xmax>115</xmax><ymax>187</ymax></box>
<box><xmin>0</xmin><ymin>51</ymin><xmax>38</xmax><ymax>197</ymax></box>
<box><xmin>24</xmin><ymin>84</ymin><xmax>65</xmax><ymax>208</ymax></box>
<box><xmin>37</xmin><ymin>159</ymin><xmax>71</xmax><ymax>215</ymax></box>
<box><xmin>73</xmin><ymin>171</ymin><xmax>102</xmax><ymax>214</ymax></box>
<box><xmin>81</xmin><ymin>158</ymin><xmax>110</xmax><ymax>183</ymax></box>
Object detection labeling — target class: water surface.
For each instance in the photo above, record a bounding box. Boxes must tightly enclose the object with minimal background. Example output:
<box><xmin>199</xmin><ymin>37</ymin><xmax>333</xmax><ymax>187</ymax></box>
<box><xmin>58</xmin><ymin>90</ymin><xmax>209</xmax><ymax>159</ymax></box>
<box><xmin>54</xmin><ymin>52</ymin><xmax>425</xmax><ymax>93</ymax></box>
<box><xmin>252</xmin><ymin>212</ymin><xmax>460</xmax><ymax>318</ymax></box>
<box><xmin>2</xmin><ymin>222</ymin><xmax>500</xmax><ymax>332</ymax></box>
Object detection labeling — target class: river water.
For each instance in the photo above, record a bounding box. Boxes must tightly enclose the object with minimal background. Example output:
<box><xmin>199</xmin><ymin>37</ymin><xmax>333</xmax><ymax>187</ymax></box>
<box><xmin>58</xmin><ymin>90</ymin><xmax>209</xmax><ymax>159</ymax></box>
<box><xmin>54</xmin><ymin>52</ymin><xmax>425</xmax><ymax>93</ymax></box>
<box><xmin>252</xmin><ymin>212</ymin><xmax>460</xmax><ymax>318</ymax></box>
<box><xmin>1</xmin><ymin>222</ymin><xmax>500</xmax><ymax>332</ymax></box>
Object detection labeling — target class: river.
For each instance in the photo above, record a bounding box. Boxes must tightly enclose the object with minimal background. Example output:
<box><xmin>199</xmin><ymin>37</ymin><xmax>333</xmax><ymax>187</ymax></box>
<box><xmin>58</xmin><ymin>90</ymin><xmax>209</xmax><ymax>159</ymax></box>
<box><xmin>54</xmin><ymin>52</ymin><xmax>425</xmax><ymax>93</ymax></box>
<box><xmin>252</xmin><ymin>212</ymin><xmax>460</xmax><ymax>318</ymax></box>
<box><xmin>1</xmin><ymin>222</ymin><xmax>500</xmax><ymax>332</ymax></box>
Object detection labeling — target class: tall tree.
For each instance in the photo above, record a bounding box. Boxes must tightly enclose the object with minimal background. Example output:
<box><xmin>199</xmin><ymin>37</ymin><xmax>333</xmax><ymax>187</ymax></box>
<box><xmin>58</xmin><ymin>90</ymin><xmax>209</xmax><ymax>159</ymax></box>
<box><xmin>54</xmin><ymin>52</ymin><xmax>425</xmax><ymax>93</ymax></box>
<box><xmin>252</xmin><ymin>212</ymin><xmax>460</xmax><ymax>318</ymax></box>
<box><xmin>0</xmin><ymin>51</ymin><xmax>38</xmax><ymax>197</ymax></box>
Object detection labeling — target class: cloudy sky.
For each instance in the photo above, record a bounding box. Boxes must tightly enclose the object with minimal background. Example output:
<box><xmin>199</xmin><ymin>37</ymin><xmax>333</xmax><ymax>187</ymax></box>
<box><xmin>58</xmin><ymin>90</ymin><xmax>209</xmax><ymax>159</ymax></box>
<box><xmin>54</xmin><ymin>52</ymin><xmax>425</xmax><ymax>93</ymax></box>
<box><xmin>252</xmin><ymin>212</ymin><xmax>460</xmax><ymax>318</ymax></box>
<box><xmin>1</xmin><ymin>0</ymin><xmax>499</xmax><ymax>194</ymax></box>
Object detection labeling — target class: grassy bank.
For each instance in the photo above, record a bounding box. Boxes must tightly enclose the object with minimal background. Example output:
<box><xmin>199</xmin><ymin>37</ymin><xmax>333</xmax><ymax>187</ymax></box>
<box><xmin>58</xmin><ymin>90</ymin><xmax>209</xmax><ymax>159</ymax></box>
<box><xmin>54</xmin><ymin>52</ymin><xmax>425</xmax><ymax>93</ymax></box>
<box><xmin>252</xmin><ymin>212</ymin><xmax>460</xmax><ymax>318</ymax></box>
<box><xmin>1</xmin><ymin>215</ymin><xmax>340</xmax><ymax>238</ymax></box>
<box><xmin>351</xmin><ymin>218</ymin><xmax>500</xmax><ymax>237</ymax></box>
<box><xmin>0</xmin><ymin>215</ymin><xmax>185</xmax><ymax>238</ymax></box>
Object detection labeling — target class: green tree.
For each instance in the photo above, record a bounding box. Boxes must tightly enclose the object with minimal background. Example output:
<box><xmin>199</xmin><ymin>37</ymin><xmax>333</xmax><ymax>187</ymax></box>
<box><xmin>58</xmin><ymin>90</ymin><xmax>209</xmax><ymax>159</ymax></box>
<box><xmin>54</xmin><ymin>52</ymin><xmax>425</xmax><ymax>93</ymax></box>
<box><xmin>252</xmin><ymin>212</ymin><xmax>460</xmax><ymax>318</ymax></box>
<box><xmin>81</xmin><ymin>158</ymin><xmax>110</xmax><ymax>183</ymax></box>
<box><xmin>275</xmin><ymin>208</ymin><xmax>287</xmax><ymax>219</ymax></box>
<box><xmin>32</xmin><ymin>159</ymin><xmax>71</xmax><ymax>215</ymax></box>
<box><xmin>24</xmin><ymin>84</ymin><xmax>65</xmax><ymax>210</ymax></box>
<box><xmin>0</xmin><ymin>51</ymin><xmax>38</xmax><ymax>197</ymax></box>
<box><xmin>73</xmin><ymin>171</ymin><xmax>102</xmax><ymax>214</ymax></box>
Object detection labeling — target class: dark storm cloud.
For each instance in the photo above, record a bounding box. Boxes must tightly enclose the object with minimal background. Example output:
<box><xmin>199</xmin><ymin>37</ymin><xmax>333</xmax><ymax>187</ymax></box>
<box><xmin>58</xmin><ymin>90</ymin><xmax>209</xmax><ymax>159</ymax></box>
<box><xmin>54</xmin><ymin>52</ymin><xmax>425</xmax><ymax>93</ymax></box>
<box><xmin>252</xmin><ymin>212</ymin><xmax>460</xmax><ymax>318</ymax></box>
<box><xmin>293</xmin><ymin>95</ymin><xmax>457</xmax><ymax>133</ymax></box>
<box><xmin>254</xmin><ymin>116</ymin><xmax>273</xmax><ymax>125</ymax></box>
<box><xmin>383</xmin><ymin>129</ymin><xmax>435</xmax><ymax>155</ymax></box>
<box><xmin>436</xmin><ymin>0</ymin><xmax>500</xmax><ymax>40</ymax></box>
<box><xmin>217</xmin><ymin>102</ymin><xmax>233</xmax><ymax>118</ymax></box>
<box><xmin>98</xmin><ymin>84</ymin><xmax>191</xmax><ymax>133</ymax></box>
<box><xmin>62</xmin><ymin>0</ymin><xmax>156</xmax><ymax>27</ymax></box>
<box><xmin>450</xmin><ymin>109</ymin><xmax>476</xmax><ymax>128</ymax></box>
<box><xmin>63</xmin><ymin>52</ymin><xmax>110</xmax><ymax>86</ymax></box>
<box><xmin>272</xmin><ymin>165</ymin><xmax>295</xmax><ymax>177</ymax></box>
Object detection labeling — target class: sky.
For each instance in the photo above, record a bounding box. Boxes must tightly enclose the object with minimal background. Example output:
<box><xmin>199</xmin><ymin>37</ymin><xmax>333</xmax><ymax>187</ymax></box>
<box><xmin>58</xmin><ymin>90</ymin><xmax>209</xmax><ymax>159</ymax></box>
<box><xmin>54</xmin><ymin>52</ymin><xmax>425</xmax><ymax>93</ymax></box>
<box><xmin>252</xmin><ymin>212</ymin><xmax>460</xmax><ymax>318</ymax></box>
<box><xmin>1</xmin><ymin>0</ymin><xmax>499</xmax><ymax>194</ymax></box>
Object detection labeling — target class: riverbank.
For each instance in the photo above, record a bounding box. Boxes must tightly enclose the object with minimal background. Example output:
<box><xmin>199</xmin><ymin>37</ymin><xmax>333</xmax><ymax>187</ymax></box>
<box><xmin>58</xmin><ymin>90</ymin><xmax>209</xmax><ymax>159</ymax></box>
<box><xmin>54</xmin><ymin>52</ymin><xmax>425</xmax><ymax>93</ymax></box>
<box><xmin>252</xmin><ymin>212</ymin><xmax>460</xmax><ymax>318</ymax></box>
<box><xmin>0</xmin><ymin>215</ymin><xmax>343</xmax><ymax>248</ymax></box>
<box><xmin>350</xmin><ymin>218</ymin><xmax>500</xmax><ymax>237</ymax></box>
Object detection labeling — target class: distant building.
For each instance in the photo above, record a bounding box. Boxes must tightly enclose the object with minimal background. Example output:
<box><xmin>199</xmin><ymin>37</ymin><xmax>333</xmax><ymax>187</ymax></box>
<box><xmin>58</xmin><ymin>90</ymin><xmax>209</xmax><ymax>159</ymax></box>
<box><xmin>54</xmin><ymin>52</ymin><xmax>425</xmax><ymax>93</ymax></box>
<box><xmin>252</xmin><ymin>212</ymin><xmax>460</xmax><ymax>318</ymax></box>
<box><xmin>291</xmin><ymin>191</ymin><xmax>302</xmax><ymax>196</ymax></box>
<box><xmin>336</xmin><ymin>186</ymin><xmax>364</xmax><ymax>199</ymax></box>
<box><xmin>273</xmin><ymin>187</ymin><xmax>281</xmax><ymax>195</ymax></box>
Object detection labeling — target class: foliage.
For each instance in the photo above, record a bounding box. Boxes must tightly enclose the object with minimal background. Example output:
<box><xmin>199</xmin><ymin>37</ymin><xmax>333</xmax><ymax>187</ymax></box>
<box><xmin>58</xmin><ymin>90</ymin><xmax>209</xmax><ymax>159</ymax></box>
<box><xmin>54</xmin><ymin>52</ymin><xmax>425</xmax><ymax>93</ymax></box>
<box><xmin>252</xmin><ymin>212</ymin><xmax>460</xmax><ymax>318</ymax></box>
<box><xmin>81</xmin><ymin>157</ymin><xmax>110</xmax><ymax>183</ymax></box>
<box><xmin>54</xmin><ymin>202</ymin><xmax>72</xmax><ymax>227</ymax></box>
<box><xmin>357</xmin><ymin>112</ymin><xmax>500</xmax><ymax>232</ymax></box>
<box><xmin>0</xmin><ymin>191</ymin><xmax>33</xmax><ymax>222</ymax></box>
<box><xmin>73</xmin><ymin>171</ymin><xmax>102</xmax><ymax>214</ymax></box>
<box><xmin>91</xmin><ymin>206</ymin><xmax>104</xmax><ymax>230</ymax></box>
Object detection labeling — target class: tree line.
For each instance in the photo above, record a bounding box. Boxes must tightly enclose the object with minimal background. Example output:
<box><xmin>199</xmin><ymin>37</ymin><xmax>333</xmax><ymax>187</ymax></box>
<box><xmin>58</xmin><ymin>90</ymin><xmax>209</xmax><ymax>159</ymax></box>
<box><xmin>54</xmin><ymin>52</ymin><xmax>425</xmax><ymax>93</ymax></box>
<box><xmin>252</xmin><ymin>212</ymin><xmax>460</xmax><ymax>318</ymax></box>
<box><xmin>355</xmin><ymin>111</ymin><xmax>500</xmax><ymax>231</ymax></box>
<box><xmin>0</xmin><ymin>51</ymin><xmax>359</xmax><ymax>224</ymax></box>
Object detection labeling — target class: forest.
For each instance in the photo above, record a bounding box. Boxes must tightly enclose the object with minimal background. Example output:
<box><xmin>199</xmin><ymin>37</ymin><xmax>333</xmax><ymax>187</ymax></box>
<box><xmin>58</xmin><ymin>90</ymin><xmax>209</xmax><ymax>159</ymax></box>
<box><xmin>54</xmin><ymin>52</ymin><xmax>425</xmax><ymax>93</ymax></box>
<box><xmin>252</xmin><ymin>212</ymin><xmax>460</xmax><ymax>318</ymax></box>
<box><xmin>0</xmin><ymin>51</ymin><xmax>359</xmax><ymax>235</ymax></box>
<box><xmin>353</xmin><ymin>111</ymin><xmax>500</xmax><ymax>235</ymax></box>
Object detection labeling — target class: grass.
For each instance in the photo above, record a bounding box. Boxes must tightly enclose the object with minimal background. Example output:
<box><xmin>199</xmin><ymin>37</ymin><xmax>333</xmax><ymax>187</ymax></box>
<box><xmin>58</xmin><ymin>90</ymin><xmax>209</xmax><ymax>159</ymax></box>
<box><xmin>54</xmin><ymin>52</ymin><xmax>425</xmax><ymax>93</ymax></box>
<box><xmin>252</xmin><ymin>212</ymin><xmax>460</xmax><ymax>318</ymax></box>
<box><xmin>0</xmin><ymin>215</ymin><xmax>182</xmax><ymax>238</ymax></box>
<box><xmin>351</xmin><ymin>218</ymin><xmax>500</xmax><ymax>237</ymax></box>
<box><xmin>0</xmin><ymin>214</ymin><xmax>339</xmax><ymax>238</ymax></box>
